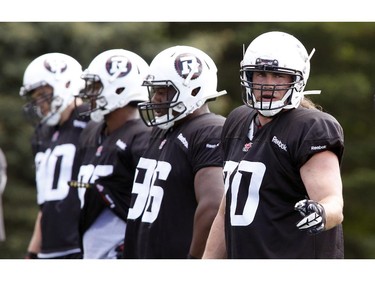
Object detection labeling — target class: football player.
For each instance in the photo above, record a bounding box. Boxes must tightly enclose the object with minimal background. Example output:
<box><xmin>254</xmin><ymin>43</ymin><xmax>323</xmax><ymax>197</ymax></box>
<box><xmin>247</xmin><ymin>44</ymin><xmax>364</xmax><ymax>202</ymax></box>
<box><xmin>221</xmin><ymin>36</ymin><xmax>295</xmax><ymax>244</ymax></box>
<box><xmin>20</xmin><ymin>53</ymin><xmax>89</xmax><ymax>259</ymax></box>
<box><xmin>123</xmin><ymin>45</ymin><xmax>227</xmax><ymax>258</ymax></box>
<box><xmin>71</xmin><ymin>49</ymin><xmax>152</xmax><ymax>259</ymax></box>
<box><xmin>203</xmin><ymin>31</ymin><xmax>344</xmax><ymax>258</ymax></box>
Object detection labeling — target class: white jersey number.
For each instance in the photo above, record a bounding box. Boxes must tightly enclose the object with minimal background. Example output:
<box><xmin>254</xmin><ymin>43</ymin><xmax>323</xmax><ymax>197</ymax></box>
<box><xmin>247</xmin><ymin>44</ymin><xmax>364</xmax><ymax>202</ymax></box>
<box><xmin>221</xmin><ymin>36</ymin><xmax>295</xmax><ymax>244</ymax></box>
<box><xmin>76</xmin><ymin>164</ymin><xmax>114</xmax><ymax>208</ymax></box>
<box><xmin>127</xmin><ymin>157</ymin><xmax>171</xmax><ymax>223</ymax></box>
<box><xmin>224</xmin><ymin>160</ymin><xmax>266</xmax><ymax>226</ymax></box>
<box><xmin>35</xmin><ymin>144</ymin><xmax>76</xmax><ymax>204</ymax></box>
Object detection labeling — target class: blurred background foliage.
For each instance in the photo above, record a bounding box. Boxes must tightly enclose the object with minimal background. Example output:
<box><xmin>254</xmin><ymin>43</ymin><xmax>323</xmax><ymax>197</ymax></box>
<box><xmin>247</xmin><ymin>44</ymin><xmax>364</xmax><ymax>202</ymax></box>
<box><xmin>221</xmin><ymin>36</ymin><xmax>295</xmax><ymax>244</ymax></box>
<box><xmin>0</xmin><ymin>22</ymin><xmax>374</xmax><ymax>259</ymax></box>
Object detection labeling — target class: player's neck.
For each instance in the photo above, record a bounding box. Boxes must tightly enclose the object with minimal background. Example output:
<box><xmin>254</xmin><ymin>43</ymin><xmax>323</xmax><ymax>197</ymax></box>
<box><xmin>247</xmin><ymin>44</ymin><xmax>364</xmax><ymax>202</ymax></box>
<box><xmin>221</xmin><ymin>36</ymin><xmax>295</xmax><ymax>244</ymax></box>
<box><xmin>257</xmin><ymin>114</ymin><xmax>272</xmax><ymax>127</ymax></box>
<box><xmin>104</xmin><ymin>106</ymin><xmax>139</xmax><ymax>135</ymax></box>
<box><xmin>59</xmin><ymin>102</ymin><xmax>75</xmax><ymax>125</ymax></box>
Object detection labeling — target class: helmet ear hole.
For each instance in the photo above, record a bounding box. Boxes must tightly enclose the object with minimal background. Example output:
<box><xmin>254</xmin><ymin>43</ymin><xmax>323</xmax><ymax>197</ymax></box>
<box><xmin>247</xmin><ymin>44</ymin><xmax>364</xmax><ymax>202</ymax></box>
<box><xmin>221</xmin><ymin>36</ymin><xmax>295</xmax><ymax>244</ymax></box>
<box><xmin>116</xmin><ymin>87</ymin><xmax>125</xmax><ymax>95</ymax></box>
<box><xmin>65</xmin><ymin>81</ymin><xmax>71</xmax><ymax>89</ymax></box>
<box><xmin>192</xmin><ymin>87</ymin><xmax>200</xmax><ymax>97</ymax></box>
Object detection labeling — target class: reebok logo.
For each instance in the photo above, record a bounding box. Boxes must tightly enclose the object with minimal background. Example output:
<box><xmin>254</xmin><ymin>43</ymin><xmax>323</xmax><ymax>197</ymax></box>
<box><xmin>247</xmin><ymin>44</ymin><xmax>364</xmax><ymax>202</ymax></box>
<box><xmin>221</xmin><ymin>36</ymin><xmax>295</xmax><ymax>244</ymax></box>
<box><xmin>311</xmin><ymin>145</ymin><xmax>327</xmax><ymax>151</ymax></box>
<box><xmin>272</xmin><ymin>136</ymin><xmax>287</xmax><ymax>152</ymax></box>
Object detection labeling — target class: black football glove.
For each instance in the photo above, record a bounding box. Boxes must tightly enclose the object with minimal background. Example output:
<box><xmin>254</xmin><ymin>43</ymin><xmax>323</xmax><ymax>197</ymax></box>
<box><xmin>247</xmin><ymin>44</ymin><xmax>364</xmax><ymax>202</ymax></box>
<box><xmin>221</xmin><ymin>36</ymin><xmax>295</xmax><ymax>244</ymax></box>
<box><xmin>294</xmin><ymin>199</ymin><xmax>326</xmax><ymax>235</ymax></box>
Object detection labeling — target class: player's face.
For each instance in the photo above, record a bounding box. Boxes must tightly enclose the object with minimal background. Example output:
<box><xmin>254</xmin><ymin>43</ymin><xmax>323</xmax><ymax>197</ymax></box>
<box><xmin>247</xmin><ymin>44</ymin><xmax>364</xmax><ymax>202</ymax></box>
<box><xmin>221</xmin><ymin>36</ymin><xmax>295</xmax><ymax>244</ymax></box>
<box><xmin>252</xmin><ymin>71</ymin><xmax>293</xmax><ymax>102</ymax></box>
<box><xmin>149</xmin><ymin>86</ymin><xmax>177</xmax><ymax>117</ymax></box>
<box><xmin>30</xmin><ymin>85</ymin><xmax>53</xmax><ymax>117</ymax></box>
<box><xmin>84</xmin><ymin>80</ymin><xmax>102</xmax><ymax>97</ymax></box>
<box><xmin>82</xmin><ymin>80</ymin><xmax>103</xmax><ymax>110</ymax></box>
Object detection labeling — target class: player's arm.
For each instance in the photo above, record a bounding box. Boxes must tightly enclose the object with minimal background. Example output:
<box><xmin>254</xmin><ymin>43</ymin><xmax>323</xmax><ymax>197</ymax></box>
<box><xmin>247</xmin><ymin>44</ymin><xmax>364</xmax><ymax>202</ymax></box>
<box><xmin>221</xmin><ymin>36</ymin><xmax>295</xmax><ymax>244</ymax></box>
<box><xmin>189</xmin><ymin>166</ymin><xmax>224</xmax><ymax>258</ymax></box>
<box><xmin>25</xmin><ymin>210</ymin><xmax>42</xmax><ymax>258</ymax></box>
<box><xmin>202</xmin><ymin>194</ymin><xmax>227</xmax><ymax>259</ymax></box>
<box><xmin>298</xmin><ymin>150</ymin><xmax>344</xmax><ymax>232</ymax></box>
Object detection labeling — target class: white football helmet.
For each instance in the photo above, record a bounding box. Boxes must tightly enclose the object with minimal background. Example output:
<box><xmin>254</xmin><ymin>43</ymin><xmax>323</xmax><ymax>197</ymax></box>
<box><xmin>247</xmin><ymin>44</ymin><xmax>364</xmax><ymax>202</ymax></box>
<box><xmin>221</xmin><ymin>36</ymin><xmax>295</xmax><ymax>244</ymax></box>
<box><xmin>78</xmin><ymin>49</ymin><xmax>149</xmax><ymax>122</ymax></box>
<box><xmin>138</xmin><ymin>45</ymin><xmax>227</xmax><ymax>130</ymax></box>
<box><xmin>240</xmin><ymin>31</ymin><xmax>315</xmax><ymax>117</ymax></box>
<box><xmin>20</xmin><ymin>53</ymin><xmax>83</xmax><ymax>126</ymax></box>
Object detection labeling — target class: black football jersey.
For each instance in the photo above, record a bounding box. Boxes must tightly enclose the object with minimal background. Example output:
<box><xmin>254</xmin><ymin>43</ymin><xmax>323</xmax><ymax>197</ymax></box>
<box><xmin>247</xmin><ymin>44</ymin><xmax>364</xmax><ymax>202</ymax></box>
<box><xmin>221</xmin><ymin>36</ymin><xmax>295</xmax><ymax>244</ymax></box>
<box><xmin>75</xmin><ymin>118</ymin><xmax>151</xmax><ymax>235</ymax></box>
<box><xmin>30</xmin><ymin>106</ymin><xmax>89</xmax><ymax>258</ymax></box>
<box><xmin>124</xmin><ymin>113</ymin><xmax>225</xmax><ymax>259</ymax></box>
<box><xmin>222</xmin><ymin>105</ymin><xmax>344</xmax><ymax>258</ymax></box>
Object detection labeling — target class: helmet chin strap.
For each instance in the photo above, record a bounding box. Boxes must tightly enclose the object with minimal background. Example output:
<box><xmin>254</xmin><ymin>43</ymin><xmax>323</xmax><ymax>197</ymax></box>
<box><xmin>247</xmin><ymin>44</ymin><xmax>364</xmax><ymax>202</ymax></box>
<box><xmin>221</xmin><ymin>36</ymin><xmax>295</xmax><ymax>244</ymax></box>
<box><xmin>156</xmin><ymin>114</ymin><xmax>174</xmax><ymax>130</ymax></box>
<box><xmin>155</xmin><ymin>103</ymin><xmax>188</xmax><ymax>130</ymax></box>
<box><xmin>257</xmin><ymin>89</ymin><xmax>322</xmax><ymax>117</ymax></box>
<box><xmin>256</xmin><ymin>89</ymin><xmax>297</xmax><ymax>117</ymax></box>
<box><xmin>258</xmin><ymin>108</ymin><xmax>282</xmax><ymax>117</ymax></box>
<box><xmin>253</xmin><ymin>88</ymin><xmax>292</xmax><ymax>117</ymax></box>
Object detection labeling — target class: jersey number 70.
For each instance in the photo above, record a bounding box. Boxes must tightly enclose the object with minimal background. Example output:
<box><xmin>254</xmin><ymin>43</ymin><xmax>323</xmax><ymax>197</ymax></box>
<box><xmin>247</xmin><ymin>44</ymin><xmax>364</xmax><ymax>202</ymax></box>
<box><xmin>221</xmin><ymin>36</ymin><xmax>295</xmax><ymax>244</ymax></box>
<box><xmin>223</xmin><ymin>160</ymin><xmax>266</xmax><ymax>226</ymax></box>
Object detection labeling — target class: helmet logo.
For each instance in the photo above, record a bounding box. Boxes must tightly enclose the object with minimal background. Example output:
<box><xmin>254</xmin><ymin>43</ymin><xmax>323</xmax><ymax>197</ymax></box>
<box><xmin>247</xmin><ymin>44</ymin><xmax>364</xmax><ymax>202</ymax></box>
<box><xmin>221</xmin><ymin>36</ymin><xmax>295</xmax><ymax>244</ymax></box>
<box><xmin>175</xmin><ymin>54</ymin><xmax>202</xmax><ymax>80</ymax></box>
<box><xmin>106</xmin><ymin>55</ymin><xmax>132</xmax><ymax>78</ymax></box>
<box><xmin>44</xmin><ymin>59</ymin><xmax>68</xmax><ymax>74</ymax></box>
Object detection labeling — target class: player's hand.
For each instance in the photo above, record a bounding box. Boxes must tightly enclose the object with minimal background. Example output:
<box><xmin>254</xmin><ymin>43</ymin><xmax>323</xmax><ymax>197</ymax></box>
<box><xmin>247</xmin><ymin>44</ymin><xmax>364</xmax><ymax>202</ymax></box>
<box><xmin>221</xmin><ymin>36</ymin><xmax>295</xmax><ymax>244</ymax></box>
<box><xmin>294</xmin><ymin>199</ymin><xmax>326</xmax><ymax>235</ymax></box>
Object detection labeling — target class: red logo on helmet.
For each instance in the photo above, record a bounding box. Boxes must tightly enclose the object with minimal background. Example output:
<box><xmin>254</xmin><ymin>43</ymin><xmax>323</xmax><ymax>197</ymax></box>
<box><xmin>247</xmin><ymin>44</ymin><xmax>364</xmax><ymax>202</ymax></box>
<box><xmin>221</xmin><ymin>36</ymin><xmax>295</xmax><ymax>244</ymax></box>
<box><xmin>175</xmin><ymin>53</ymin><xmax>202</xmax><ymax>80</ymax></box>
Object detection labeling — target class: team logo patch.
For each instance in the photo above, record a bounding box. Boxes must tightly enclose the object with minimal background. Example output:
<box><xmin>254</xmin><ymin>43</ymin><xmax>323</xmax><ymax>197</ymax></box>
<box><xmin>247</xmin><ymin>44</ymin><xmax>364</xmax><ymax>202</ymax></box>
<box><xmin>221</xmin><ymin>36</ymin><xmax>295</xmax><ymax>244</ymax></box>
<box><xmin>44</xmin><ymin>58</ymin><xmax>67</xmax><ymax>74</ymax></box>
<box><xmin>242</xmin><ymin>142</ymin><xmax>252</xmax><ymax>152</ymax></box>
<box><xmin>106</xmin><ymin>55</ymin><xmax>132</xmax><ymax>78</ymax></box>
<box><xmin>174</xmin><ymin>53</ymin><xmax>202</xmax><ymax>80</ymax></box>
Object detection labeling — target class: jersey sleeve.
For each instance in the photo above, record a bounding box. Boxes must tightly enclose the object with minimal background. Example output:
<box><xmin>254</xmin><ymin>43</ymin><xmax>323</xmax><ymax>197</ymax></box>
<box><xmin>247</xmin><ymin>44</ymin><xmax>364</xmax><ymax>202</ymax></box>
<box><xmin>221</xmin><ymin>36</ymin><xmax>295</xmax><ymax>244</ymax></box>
<box><xmin>290</xmin><ymin>110</ymin><xmax>344</xmax><ymax>169</ymax></box>
<box><xmin>188</xmin><ymin>115</ymin><xmax>226</xmax><ymax>174</ymax></box>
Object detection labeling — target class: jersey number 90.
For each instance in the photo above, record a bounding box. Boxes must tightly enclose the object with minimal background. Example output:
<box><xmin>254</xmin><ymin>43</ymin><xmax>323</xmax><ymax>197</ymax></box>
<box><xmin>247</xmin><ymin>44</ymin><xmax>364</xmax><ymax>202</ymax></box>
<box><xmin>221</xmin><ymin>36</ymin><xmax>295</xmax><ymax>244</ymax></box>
<box><xmin>35</xmin><ymin>144</ymin><xmax>75</xmax><ymax>204</ymax></box>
